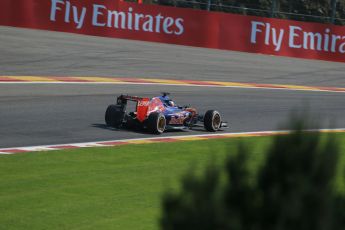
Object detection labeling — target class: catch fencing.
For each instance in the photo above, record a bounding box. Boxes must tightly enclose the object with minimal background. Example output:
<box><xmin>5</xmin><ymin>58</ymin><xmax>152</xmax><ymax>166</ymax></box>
<box><xmin>147</xmin><ymin>0</ymin><xmax>345</xmax><ymax>25</ymax></box>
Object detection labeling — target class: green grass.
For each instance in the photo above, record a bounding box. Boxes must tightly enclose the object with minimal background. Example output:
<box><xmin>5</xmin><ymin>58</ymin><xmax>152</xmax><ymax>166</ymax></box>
<box><xmin>1</xmin><ymin>134</ymin><xmax>345</xmax><ymax>230</ymax></box>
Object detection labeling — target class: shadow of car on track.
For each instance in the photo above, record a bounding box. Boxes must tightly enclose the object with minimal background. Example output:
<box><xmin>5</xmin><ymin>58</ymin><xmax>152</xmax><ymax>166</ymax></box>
<box><xmin>91</xmin><ymin>123</ymin><xmax>214</xmax><ymax>135</ymax></box>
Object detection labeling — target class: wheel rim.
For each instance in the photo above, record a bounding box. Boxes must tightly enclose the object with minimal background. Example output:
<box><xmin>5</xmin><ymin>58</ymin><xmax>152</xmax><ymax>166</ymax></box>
<box><xmin>212</xmin><ymin>113</ymin><xmax>221</xmax><ymax>130</ymax></box>
<box><xmin>157</xmin><ymin>116</ymin><xmax>166</xmax><ymax>132</ymax></box>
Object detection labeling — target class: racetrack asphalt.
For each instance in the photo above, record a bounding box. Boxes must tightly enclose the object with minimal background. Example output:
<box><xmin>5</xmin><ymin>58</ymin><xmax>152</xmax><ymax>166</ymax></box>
<box><xmin>1</xmin><ymin>26</ymin><xmax>345</xmax><ymax>148</ymax></box>
<box><xmin>1</xmin><ymin>84</ymin><xmax>344</xmax><ymax>148</ymax></box>
<box><xmin>1</xmin><ymin>26</ymin><xmax>345</xmax><ymax>87</ymax></box>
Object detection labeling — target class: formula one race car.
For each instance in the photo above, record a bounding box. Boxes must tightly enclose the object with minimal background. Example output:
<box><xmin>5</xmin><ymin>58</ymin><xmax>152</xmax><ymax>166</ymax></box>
<box><xmin>105</xmin><ymin>93</ymin><xmax>227</xmax><ymax>134</ymax></box>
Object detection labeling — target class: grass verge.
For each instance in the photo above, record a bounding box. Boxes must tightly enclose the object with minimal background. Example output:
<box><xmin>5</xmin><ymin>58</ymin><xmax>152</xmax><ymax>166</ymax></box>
<box><xmin>1</xmin><ymin>134</ymin><xmax>345</xmax><ymax>230</ymax></box>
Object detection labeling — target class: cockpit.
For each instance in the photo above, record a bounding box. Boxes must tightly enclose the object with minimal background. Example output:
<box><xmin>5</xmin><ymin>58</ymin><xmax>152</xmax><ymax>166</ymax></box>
<box><xmin>159</xmin><ymin>92</ymin><xmax>176</xmax><ymax>108</ymax></box>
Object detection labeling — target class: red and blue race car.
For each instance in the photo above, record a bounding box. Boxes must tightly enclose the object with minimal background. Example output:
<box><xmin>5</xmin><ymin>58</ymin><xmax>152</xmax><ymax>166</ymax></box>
<box><xmin>105</xmin><ymin>93</ymin><xmax>227</xmax><ymax>134</ymax></box>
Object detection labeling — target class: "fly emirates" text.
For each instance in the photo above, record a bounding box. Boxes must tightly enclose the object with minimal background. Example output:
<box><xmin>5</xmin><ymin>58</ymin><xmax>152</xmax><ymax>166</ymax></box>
<box><xmin>251</xmin><ymin>21</ymin><xmax>345</xmax><ymax>53</ymax></box>
<box><xmin>50</xmin><ymin>0</ymin><xmax>184</xmax><ymax>35</ymax></box>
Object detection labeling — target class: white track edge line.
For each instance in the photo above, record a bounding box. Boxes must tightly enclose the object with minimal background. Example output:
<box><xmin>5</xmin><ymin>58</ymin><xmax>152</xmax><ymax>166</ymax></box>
<box><xmin>0</xmin><ymin>81</ymin><xmax>344</xmax><ymax>93</ymax></box>
<box><xmin>0</xmin><ymin>130</ymin><xmax>288</xmax><ymax>151</ymax></box>
<box><xmin>1</xmin><ymin>128</ymin><xmax>345</xmax><ymax>155</ymax></box>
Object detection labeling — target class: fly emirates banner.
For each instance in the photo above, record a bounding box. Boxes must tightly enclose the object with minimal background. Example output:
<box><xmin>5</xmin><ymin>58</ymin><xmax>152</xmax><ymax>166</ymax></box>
<box><xmin>1</xmin><ymin>0</ymin><xmax>344</xmax><ymax>62</ymax></box>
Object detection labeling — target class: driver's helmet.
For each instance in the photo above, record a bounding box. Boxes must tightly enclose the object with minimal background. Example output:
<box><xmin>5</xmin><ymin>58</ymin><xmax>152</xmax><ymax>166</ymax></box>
<box><xmin>167</xmin><ymin>100</ymin><xmax>175</xmax><ymax>107</ymax></box>
<box><xmin>159</xmin><ymin>95</ymin><xmax>175</xmax><ymax>107</ymax></box>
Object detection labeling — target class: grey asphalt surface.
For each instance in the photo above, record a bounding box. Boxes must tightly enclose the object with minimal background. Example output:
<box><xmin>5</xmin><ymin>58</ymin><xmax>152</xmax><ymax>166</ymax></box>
<box><xmin>1</xmin><ymin>26</ymin><xmax>345</xmax><ymax>87</ymax></box>
<box><xmin>0</xmin><ymin>26</ymin><xmax>345</xmax><ymax>148</ymax></box>
<box><xmin>1</xmin><ymin>84</ymin><xmax>344</xmax><ymax>148</ymax></box>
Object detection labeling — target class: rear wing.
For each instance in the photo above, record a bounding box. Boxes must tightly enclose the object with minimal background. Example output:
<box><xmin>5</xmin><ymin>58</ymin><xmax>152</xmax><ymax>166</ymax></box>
<box><xmin>117</xmin><ymin>95</ymin><xmax>149</xmax><ymax>103</ymax></box>
<box><xmin>116</xmin><ymin>95</ymin><xmax>150</xmax><ymax>122</ymax></box>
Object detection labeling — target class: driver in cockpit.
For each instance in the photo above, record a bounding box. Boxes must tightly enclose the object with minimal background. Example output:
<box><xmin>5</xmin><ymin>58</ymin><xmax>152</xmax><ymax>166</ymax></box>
<box><xmin>159</xmin><ymin>93</ymin><xmax>176</xmax><ymax>108</ymax></box>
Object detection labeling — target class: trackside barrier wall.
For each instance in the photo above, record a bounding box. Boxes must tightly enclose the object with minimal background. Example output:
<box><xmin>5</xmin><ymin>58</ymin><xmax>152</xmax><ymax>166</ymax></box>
<box><xmin>1</xmin><ymin>0</ymin><xmax>345</xmax><ymax>63</ymax></box>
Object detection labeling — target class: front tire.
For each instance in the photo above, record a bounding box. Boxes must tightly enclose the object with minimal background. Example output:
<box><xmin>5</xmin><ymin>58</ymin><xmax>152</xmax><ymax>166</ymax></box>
<box><xmin>204</xmin><ymin>110</ymin><xmax>221</xmax><ymax>132</ymax></box>
<box><xmin>105</xmin><ymin>105</ymin><xmax>125</xmax><ymax>128</ymax></box>
<box><xmin>147</xmin><ymin>112</ymin><xmax>166</xmax><ymax>134</ymax></box>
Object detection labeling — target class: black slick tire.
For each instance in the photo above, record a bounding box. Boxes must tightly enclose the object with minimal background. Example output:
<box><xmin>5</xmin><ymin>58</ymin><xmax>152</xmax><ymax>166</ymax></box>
<box><xmin>204</xmin><ymin>110</ymin><xmax>221</xmax><ymax>132</ymax></box>
<box><xmin>147</xmin><ymin>112</ymin><xmax>166</xmax><ymax>134</ymax></box>
<box><xmin>105</xmin><ymin>105</ymin><xmax>125</xmax><ymax>128</ymax></box>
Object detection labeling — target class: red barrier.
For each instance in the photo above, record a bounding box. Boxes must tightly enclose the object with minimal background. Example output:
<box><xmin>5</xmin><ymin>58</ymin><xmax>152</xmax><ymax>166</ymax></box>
<box><xmin>1</xmin><ymin>0</ymin><xmax>344</xmax><ymax>63</ymax></box>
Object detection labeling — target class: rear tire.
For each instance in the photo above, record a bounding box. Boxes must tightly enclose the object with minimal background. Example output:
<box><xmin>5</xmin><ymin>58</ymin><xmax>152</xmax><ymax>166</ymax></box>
<box><xmin>204</xmin><ymin>110</ymin><xmax>221</xmax><ymax>132</ymax></box>
<box><xmin>147</xmin><ymin>112</ymin><xmax>166</xmax><ymax>134</ymax></box>
<box><xmin>105</xmin><ymin>105</ymin><xmax>125</xmax><ymax>128</ymax></box>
